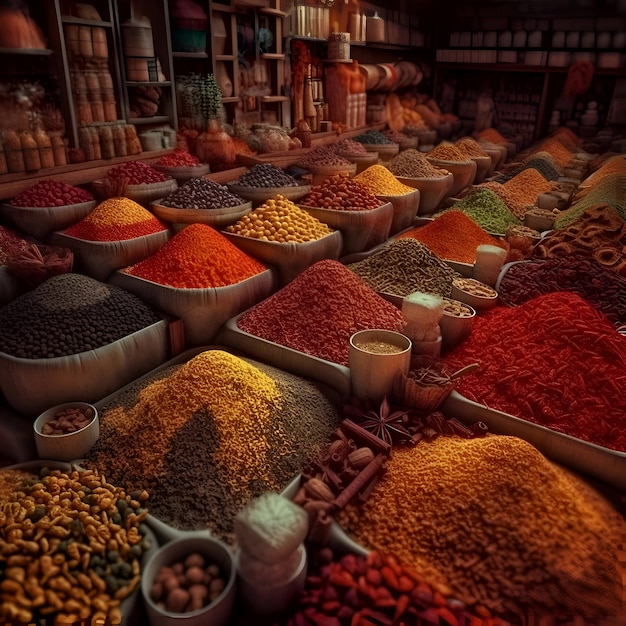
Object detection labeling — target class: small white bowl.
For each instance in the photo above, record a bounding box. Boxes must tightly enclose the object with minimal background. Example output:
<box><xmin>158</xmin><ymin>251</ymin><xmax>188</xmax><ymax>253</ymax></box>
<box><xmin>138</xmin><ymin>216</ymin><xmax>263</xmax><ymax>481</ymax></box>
<box><xmin>33</xmin><ymin>402</ymin><xmax>99</xmax><ymax>462</ymax></box>
<box><xmin>142</xmin><ymin>535</ymin><xmax>237</xmax><ymax>626</ymax></box>
<box><xmin>451</xmin><ymin>278</ymin><xmax>498</xmax><ymax>312</ymax></box>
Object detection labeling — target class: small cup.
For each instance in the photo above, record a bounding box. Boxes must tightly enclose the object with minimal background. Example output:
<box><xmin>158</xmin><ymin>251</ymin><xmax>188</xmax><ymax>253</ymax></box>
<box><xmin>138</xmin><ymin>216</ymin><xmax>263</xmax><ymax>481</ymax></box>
<box><xmin>33</xmin><ymin>402</ymin><xmax>99</xmax><ymax>462</ymax></box>
<box><xmin>349</xmin><ymin>330</ymin><xmax>412</xmax><ymax>404</ymax></box>
<box><xmin>141</xmin><ymin>536</ymin><xmax>237</xmax><ymax>626</ymax></box>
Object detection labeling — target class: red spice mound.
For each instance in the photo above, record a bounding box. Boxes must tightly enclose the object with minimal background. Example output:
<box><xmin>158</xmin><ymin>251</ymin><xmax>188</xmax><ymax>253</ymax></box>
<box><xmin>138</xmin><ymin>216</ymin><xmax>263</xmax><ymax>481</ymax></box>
<box><xmin>442</xmin><ymin>291</ymin><xmax>626</xmax><ymax>452</ymax></box>
<box><xmin>398</xmin><ymin>210</ymin><xmax>508</xmax><ymax>264</ymax></box>
<box><xmin>237</xmin><ymin>259</ymin><xmax>406</xmax><ymax>366</ymax></box>
<box><xmin>126</xmin><ymin>223</ymin><xmax>267</xmax><ymax>288</ymax></box>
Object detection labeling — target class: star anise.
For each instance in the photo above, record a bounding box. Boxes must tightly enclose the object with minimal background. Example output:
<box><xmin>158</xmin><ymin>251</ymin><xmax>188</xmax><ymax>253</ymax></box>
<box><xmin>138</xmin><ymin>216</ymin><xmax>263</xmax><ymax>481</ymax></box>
<box><xmin>343</xmin><ymin>395</ymin><xmax>412</xmax><ymax>446</ymax></box>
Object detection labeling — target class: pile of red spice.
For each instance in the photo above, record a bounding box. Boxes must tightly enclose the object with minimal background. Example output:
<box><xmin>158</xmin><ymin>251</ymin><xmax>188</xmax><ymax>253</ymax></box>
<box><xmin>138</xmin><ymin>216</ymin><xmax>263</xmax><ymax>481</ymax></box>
<box><xmin>442</xmin><ymin>291</ymin><xmax>626</xmax><ymax>452</ymax></box>
<box><xmin>125</xmin><ymin>223</ymin><xmax>267</xmax><ymax>288</ymax></box>
<box><xmin>237</xmin><ymin>259</ymin><xmax>405</xmax><ymax>366</ymax></box>
<box><xmin>398</xmin><ymin>210</ymin><xmax>508</xmax><ymax>264</ymax></box>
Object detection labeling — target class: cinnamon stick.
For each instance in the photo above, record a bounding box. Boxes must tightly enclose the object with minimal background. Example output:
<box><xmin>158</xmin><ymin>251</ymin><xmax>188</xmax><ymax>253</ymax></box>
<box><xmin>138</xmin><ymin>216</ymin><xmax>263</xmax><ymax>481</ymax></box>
<box><xmin>333</xmin><ymin>453</ymin><xmax>386</xmax><ymax>509</ymax></box>
<box><xmin>340</xmin><ymin>419</ymin><xmax>392</xmax><ymax>456</ymax></box>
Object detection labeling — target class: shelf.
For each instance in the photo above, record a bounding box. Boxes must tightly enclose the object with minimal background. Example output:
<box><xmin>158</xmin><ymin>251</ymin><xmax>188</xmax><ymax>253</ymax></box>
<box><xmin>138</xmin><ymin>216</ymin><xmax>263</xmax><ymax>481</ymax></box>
<box><xmin>261</xmin><ymin>95</ymin><xmax>288</xmax><ymax>103</ymax></box>
<box><xmin>126</xmin><ymin>81</ymin><xmax>172</xmax><ymax>87</ymax></box>
<box><xmin>0</xmin><ymin>149</ymin><xmax>174</xmax><ymax>200</ymax></box>
<box><xmin>129</xmin><ymin>116</ymin><xmax>171</xmax><ymax>124</ymax></box>
<box><xmin>0</xmin><ymin>47</ymin><xmax>53</xmax><ymax>55</ymax></box>
<box><xmin>60</xmin><ymin>17</ymin><xmax>113</xmax><ymax>27</ymax></box>
<box><xmin>215</xmin><ymin>54</ymin><xmax>237</xmax><ymax>61</ymax></box>
<box><xmin>172</xmin><ymin>51</ymin><xmax>208</xmax><ymax>59</ymax></box>
<box><xmin>350</xmin><ymin>41</ymin><xmax>426</xmax><ymax>51</ymax></box>
<box><xmin>261</xmin><ymin>53</ymin><xmax>286</xmax><ymax>60</ymax></box>
<box><xmin>222</xmin><ymin>96</ymin><xmax>241</xmax><ymax>103</ymax></box>
<box><xmin>287</xmin><ymin>35</ymin><xmax>327</xmax><ymax>43</ymax></box>
<box><xmin>260</xmin><ymin>7</ymin><xmax>288</xmax><ymax>18</ymax></box>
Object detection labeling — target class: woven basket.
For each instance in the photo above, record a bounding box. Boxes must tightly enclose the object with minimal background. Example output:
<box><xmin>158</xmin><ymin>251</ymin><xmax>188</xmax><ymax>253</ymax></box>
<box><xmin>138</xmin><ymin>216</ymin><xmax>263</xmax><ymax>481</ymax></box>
<box><xmin>227</xmin><ymin>183</ymin><xmax>311</xmax><ymax>204</ymax></box>
<box><xmin>92</xmin><ymin>178</ymin><xmax>178</xmax><ymax>205</ymax></box>
<box><xmin>393</xmin><ymin>356</ymin><xmax>478</xmax><ymax>411</ymax></box>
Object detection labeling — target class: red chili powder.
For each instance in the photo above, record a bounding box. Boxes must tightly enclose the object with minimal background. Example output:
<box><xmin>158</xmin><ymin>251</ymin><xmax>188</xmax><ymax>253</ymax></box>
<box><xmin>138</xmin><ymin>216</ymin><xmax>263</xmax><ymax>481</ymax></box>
<box><xmin>442</xmin><ymin>291</ymin><xmax>626</xmax><ymax>452</ymax></box>
<box><xmin>398</xmin><ymin>210</ymin><xmax>508</xmax><ymax>264</ymax></box>
<box><xmin>236</xmin><ymin>259</ymin><xmax>406</xmax><ymax>366</ymax></box>
<box><xmin>125</xmin><ymin>223</ymin><xmax>267</xmax><ymax>288</ymax></box>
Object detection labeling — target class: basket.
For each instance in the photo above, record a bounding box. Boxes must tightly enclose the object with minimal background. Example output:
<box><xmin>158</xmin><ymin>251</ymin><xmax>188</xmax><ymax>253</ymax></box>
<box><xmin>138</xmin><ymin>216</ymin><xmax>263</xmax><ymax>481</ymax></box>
<box><xmin>393</xmin><ymin>357</ymin><xmax>479</xmax><ymax>411</ymax></box>
<box><xmin>150</xmin><ymin>199</ymin><xmax>253</xmax><ymax>228</ymax></box>
<box><xmin>92</xmin><ymin>178</ymin><xmax>178</xmax><ymax>206</ymax></box>
<box><xmin>152</xmin><ymin>163</ymin><xmax>211</xmax><ymax>182</ymax></box>
<box><xmin>227</xmin><ymin>183</ymin><xmax>311</xmax><ymax>204</ymax></box>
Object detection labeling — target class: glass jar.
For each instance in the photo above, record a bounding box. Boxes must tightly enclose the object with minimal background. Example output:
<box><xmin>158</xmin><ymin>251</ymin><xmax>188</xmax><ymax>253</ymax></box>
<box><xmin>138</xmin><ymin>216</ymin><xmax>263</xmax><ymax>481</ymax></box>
<box><xmin>20</xmin><ymin>131</ymin><xmax>41</xmax><ymax>172</ymax></box>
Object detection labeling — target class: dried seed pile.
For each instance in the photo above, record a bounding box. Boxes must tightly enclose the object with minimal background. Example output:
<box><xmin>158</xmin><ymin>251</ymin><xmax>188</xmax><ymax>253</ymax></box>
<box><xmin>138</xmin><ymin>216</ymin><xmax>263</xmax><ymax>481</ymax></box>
<box><xmin>427</xmin><ymin>144</ymin><xmax>470</xmax><ymax>162</ymax></box>
<box><xmin>386</xmin><ymin>149</ymin><xmax>449</xmax><ymax>179</ymax></box>
<box><xmin>443</xmin><ymin>291</ymin><xmax>626</xmax><ymax>452</ymax></box>
<box><xmin>84</xmin><ymin>350</ymin><xmax>340</xmax><ymax>542</ymax></box>
<box><xmin>234</xmin><ymin>163</ymin><xmax>298</xmax><ymax>188</ymax></box>
<box><xmin>353</xmin><ymin>165</ymin><xmax>415</xmax><ymax>196</ymax></box>
<box><xmin>337</xmin><ymin>436</ymin><xmax>624</xmax><ymax>622</ymax></box>
<box><xmin>444</xmin><ymin>188</ymin><xmax>520</xmax><ymax>235</ymax></box>
<box><xmin>0</xmin><ymin>273</ymin><xmax>161</xmax><ymax>359</ymax></box>
<box><xmin>237</xmin><ymin>260</ymin><xmax>405</xmax><ymax>366</ymax></box>
<box><xmin>158</xmin><ymin>177</ymin><xmax>245</xmax><ymax>209</ymax></box>
<box><xmin>498</xmin><ymin>255</ymin><xmax>626</xmax><ymax>325</ymax></box>
<box><xmin>347</xmin><ymin>239</ymin><xmax>460</xmax><ymax>298</ymax></box>
<box><xmin>0</xmin><ymin>467</ymin><xmax>151</xmax><ymax>625</ymax></box>
<box><xmin>0</xmin><ymin>225</ymin><xmax>30</xmax><ymax>264</ymax></box>
<box><xmin>64</xmin><ymin>197</ymin><xmax>167</xmax><ymax>241</ymax></box>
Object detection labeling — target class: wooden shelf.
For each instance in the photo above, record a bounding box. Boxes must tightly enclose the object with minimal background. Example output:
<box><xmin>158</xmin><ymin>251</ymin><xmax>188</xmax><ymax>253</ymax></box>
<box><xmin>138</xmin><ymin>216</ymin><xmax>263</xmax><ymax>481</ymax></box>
<box><xmin>0</xmin><ymin>149</ymin><xmax>174</xmax><ymax>200</ymax></box>
<box><xmin>222</xmin><ymin>96</ymin><xmax>241</xmax><ymax>103</ymax></box>
<box><xmin>60</xmin><ymin>17</ymin><xmax>113</xmax><ymax>27</ymax></box>
<box><xmin>260</xmin><ymin>7</ymin><xmax>288</xmax><ymax>18</ymax></box>
<box><xmin>261</xmin><ymin>95</ymin><xmax>288</xmax><ymax>103</ymax></box>
<box><xmin>172</xmin><ymin>51</ymin><xmax>208</xmax><ymax>58</ymax></box>
<box><xmin>261</xmin><ymin>53</ymin><xmax>286</xmax><ymax>60</ymax></box>
<box><xmin>130</xmin><ymin>116</ymin><xmax>171</xmax><ymax>124</ymax></box>
<box><xmin>0</xmin><ymin>47</ymin><xmax>53</xmax><ymax>55</ymax></box>
<box><xmin>126</xmin><ymin>81</ymin><xmax>172</xmax><ymax>87</ymax></box>
<box><xmin>215</xmin><ymin>54</ymin><xmax>237</xmax><ymax>61</ymax></box>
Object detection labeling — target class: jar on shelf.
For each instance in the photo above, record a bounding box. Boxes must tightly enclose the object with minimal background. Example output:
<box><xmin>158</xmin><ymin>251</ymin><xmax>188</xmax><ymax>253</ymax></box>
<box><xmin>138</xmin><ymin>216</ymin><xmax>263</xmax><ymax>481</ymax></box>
<box><xmin>99</xmin><ymin>125</ymin><xmax>115</xmax><ymax>159</ymax></box>
<box><xmin>35</xmin><ymin>129</ymin><xmax>55</xmax><ymax>169</ymax></box>
<box><xmin>79</xmin><ymin>127</ymin><xmax>95</xmax><ymax>161</ymax></box>
<box><xmin>50</xmin><ymin>132</ymin><xmax>67</xmax><ymax>166</ymax></box>
<box><xmin>4</xmin><ymin>131</ymin><xmax>25</xmax><ymax>173</ymax></box>
<box><xmin>103</xmin><ymin>95</ymin><xmax>118</xmax><ymax>122</ymax></box>
<box><xmin>65</xmin><ymin>24</ymin><xmax>81</xmax><ymax>57</ymax></box>
<box><xmin>92</xmin><ymin>26</ymin><xmax>108</xmax><ymax>59</ymax></box>
<box><xmin>90</xmin><ymin>94</ymin><xmax>105</xmax><ymax>123</ymax></box>
<box><xmin>20</xmin><ymin>131</ymin><xmax>41</xmax><ymax>172</ymax></box>
<box><xmin>124</xmin><ymin>124</ymin><xmax>142</xmax><ymax>155</ymax></box>
<box><xmin>0</xmin><ymin>143</ymin><xmax>7</xmax><ymax>175</ymax></box>
<box><xmin>88</xmin><ymin>126</ymin><xmax>102</xmax><ymax>160</ymax></box>
<box><xmin>112</xmin><ymin>124</ymin><xmax>127</xmax><ymax>157</ymax></box>
<box><xmin>76</xmin><ymin>93</ymin><xmax>93</xmax><ymax>125</ymax></box>
<box><xmin>79</xmin><ymin>25</ymin><xmax>94</xmax><ymax>57</ymax></box>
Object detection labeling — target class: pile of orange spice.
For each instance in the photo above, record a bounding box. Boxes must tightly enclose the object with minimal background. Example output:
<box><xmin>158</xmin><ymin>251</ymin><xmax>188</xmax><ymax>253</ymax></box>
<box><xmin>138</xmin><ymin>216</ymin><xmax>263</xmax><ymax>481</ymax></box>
<box><xmin>65</xmin><ymin>197</ymin><xmax>167</xmax><ymax>241</ymax></box>
<box><xmin>398</xmin><ymin>210</ymin><xmax>508</xmax><ymax>264</ymax></box>
<box><xmin>502</xmin><ymin>168</ymin><xmax>552</xmax><ymax>208</ymax></box>
<box><xmin>474</xmin><ymin>128</ymin><xmax>509</xmax><ymax>145</ymax></box>
<box><xmin>532</xmin><ymin>137</ymin><xmax>575</xmax><ymax>168</ymax></box>
<box><xmin>125</xmin><ymin>223</ymin><xmax>267</xmax><ymax>288</ymax></box>
<box><xmin>427</xmin><ymin>144</ymin><xmax>470</xmax><ymax>162</ymax></box>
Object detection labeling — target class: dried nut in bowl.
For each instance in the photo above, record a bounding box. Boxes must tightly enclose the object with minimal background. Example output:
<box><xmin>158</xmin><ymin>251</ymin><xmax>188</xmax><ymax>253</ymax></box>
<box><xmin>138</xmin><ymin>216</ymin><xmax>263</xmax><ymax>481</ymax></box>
<box><xmin>33</xmin><ymin>402</ymin><xmax>99</xmax><ymax>461</ymax></box>
<box><xmin>451</xmin><ymin>277</ymin><xmax>498</xmax><ymax>311</ymax></box>
<box><xmin>141</xmin><ymin>536</ymin><xmax>236</xmax><ymax>626</ymax></box>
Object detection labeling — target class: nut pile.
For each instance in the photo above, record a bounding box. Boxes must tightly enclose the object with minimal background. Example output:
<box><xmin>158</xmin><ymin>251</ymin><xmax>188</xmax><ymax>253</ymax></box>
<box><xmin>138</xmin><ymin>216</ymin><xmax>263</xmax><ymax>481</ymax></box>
<box><xmin>234</xmin><ymin>163</ymin><xmax>298</xmax><ymax>188</ymax></box>
<box><xmin>159</xmin><ymin>178</ymin><xmax>246</xmax><ymax>210</ymax></box>
<box><xmin>442</xmin><ymin>298</ymin><xmax>475</xmax><ymax>318</ymax></box>
<box><xmin>453</xmin><ymin>277</ymin><xmax>498</xmax><ymax>298</ymax></box>
<box><xmin>0</xmin><ymin>466</ymin><xmax>151</xmax><ymax>625</ymax></box>
<box><xmin>0</xmin><ymin>273</ymin><xmax>161</xmax><ymax>359</ymax></box>
<box><xmin>149</xmin><ymin>552</ymin><xmax>227</xmax><ymax>613</ymax></box>
<box><xmin>9</xmin><ymin>180</ymin><xmax>94</xmax><ymax>207</ymax></box>
<box><xmin>41</xmin><ymin>405</ymin><xmax>96</xmax><ymax>435</ymax></box>
<box><xmin>225</xmin><ymin>194</ymin><xmax>332</xmax><ymax>242</ymax></box>
<box><xmin>300</xmin><ymin>174</ymin><xmax>382</xmax><ymax>211</ymax></box>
